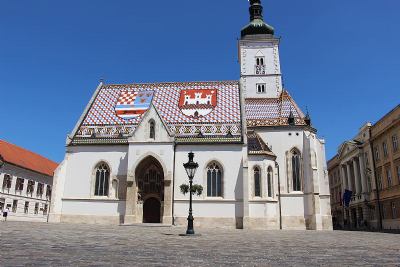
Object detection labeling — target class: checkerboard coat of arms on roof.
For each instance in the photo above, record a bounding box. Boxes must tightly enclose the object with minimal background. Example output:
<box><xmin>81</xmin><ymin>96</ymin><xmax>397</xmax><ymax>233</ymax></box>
<box><xmin>178</xmin><ymin>89</ymin><xmax>218</xmax><ymax>118</ymax></box>
<box><xmin>115</xmin><ymin>90</ymin><xmax>154</xmax><ymax>120</ymax></box>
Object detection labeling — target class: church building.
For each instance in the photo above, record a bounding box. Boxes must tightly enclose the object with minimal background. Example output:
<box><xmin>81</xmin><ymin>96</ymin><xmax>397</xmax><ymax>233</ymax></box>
<box><xmin>49</xmin><ymin>0</ymin><xmax>333</xmax><ymax>230</ymax></box>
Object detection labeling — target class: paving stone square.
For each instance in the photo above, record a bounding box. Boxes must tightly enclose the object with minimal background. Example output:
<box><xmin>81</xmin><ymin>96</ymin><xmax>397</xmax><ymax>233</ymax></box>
<box><xmin>0</xmin><ymin>222</ymin><xmax>399</xmax><ymax>266</ymax></box>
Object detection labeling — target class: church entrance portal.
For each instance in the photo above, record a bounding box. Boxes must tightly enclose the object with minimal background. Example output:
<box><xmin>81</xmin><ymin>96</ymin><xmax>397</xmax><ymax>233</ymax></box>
<box><xmin>143</xmin><ymin>198</ymin><xmax>161</xmax><ymax>223</ymax></box>
<box><xmin>135</xmin><ymin>156</ymin><xmax>164</xmax><ymax>223</ymax></box>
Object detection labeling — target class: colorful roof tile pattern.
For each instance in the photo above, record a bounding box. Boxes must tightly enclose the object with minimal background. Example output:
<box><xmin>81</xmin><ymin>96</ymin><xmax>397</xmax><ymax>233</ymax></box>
<box><xmin>0</xmin><ymin>140</ymin><xmax>58</xmax><ymax>176</ymax></box>
<box><xmin>245</xmin><ymin>91</ymin><xmax>306</xmax><ymax>127</ymax></box>
<box><xmin>247</xmin><ymin>131</ymin><xmax>276</xmax><ymax>157</ymax></box>
<box><xmin>74</xmin><ymin>81</ymin><xmax>242</xmax><ymax>140</ymax></box>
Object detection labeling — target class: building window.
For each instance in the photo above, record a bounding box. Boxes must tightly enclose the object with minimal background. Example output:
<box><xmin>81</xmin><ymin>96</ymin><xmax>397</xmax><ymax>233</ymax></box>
<box><xmin>34</xmin><ymin>203</ymin><xmax>39</xmax><ymax>215</ymax></box>
<box><xmin>24</xmin><ymin>201</ymin><xmax>29</xmax><ymax>214</ymax></box>
<box><xmin>397</xmin><ymin>165</ymin><xmax>400</xmax><ymax>184</ymax></box>
<box><xmin>15</xmin><ymin>178</ymin><xmax>24</xmax><ymax>191</ymax></box>
<box><xmin>392</xmin><ymin>135</ymin><xmax>398</xmax><ymax>152</ymax></box>
<box><xmin>291</xmin><ymin>149</ymin><xmax>302</xmax><ymax>192</ymax></box>
<box><xmin>149</xmin><ymin>120</ymin><xmax>155</xmax><ymax>139</ymax></box>
<box><xmin>367</xmin><ymin>175</ymin><xmax>372</xmax><ymax>192</ymax></box>
<box><xmin>381</xmin><ymin>204</ymin><xmax>386</xmax><ymax>220</ymax></box>
<box><xmin>27</xmin><ymin>180</ymin><xmax>35</xmax><ymax>195</ymax></box>
<box><xmin>267</xmin><ymin>166</ymin><xmax>273</xmax><ymax>198</ymax></box>
<box><xmin>386</xmin><ymin>168</ymin><xmax>392</xmax><ymax>187</ymax></box>
<box><xmin>12</xmin><ymin>200</ymin><xmax>18</xmax><ymax>213</ymax></box>
<box><xmin>43</xmin><ymin>204</ymin><xmax>48</xmax><ymax>215</ymax></box>
<box><xmin>2</xmin><ymin>174</ymin><xmax>12</xmax><ymax>190</ymax></box>
<box><xmin>375</xmin><ymin>147</ymin><xmax>380</xmax><ymax>161</ymax></box>
<box><xmin>369</xmin><ymin>206</ymin><xmax>375</xmax><ymax>220</ymax></box>
<box><xmin>37</xmin><ymin>183</ymin><xmax>43</xmax><ymax>197</ymax></box>
<box><xmin>206</xmin><ymin>162</ymin><xmax>223</xmax><ymax>197</ymax></box>
<box><xmin>382</xmin><ymin>142</ymin><xmax>388</xmax><ymax>157</ymax></box>
<box><xmin>257</xmin><ymin>84</ymin><xmax>266</xmax><ymax>93</ymax></box>
<box><xmin>46</xmin><ymin>185</ymin><xmax>52</xmax><ymax>200</ymax></box>
<box><xmin>254</xmin><ymin>167</ymin><xmax>261</xmax><ymax>197</ymax></box>
<box><xmin>94</xmin><ymin>163</ymin><xmax>110</xmax><ymax>197</ymax></box>
<box><xmin>365</xmin><ymin>152</ymin><xmax>369</xmax><ymax>166</ymax></box>
<box><xmin>391</xmin><ymin>202</ymin><xmax>397</xmax><ymax>219</ymax></box>
<box><xmin>377</xmin><ymin>171</ymin><xmax>383</xmax><ymax>190</ymax></box>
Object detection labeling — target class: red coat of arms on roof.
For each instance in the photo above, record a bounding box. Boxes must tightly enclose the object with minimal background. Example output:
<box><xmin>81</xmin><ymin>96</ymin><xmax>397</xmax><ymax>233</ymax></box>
<box><xmin>178</xmin><ymin>89</ymin><xmax>218</xmax><ymax>118</ymax></box>
<box><xmin>115</xmin><ymin>90</ymin><xmax>154</xmax><ymax>120</ymax></box>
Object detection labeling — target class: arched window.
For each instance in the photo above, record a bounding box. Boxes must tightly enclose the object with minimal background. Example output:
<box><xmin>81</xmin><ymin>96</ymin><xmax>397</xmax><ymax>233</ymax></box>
<box><xmin>291</xmin><ymin>150</ymin><xmax>302</xmax><ymax>191</ymax></box>
<box><xmin>254</xmin><ymin>167</ymin><xmax>261</xmax><ymax>197</ymax></box>
<box><xmin>267</xmin><ymin>166</ymin><xmax>273</xmax><ymax>198</ymax></box>
<box><xmin>94</xmin><ymin>163</ymin><xmax>110</xmax><ymax>196</ymax></box>
<box><xmin>149</xmin><ymin>120</ymin><xmax>155</xmax><ymax>139</ymax></box>
<box><xmin>207</xmin><ymin>162</ymin><xmax>222</xmax><ymax>197</ymax></box>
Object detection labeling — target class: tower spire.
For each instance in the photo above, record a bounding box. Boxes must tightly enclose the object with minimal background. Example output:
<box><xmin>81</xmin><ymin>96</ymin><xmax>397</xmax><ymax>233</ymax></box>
<box><xmin>241</xmin><ymin>0</ymin><xmax>274</xmax><ymax>38</ymax></box>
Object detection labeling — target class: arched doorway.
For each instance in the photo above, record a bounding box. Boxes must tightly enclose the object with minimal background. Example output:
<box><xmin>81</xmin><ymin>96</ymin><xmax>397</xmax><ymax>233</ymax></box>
<box><xmin>135</xmin><ymin>156</ymin><xmax>164</xmax><ymax>223</ymax></box>
<box><xmin>143</xmin><ymin>198</ymin><xmax>161</xmax><ymax>223</ymax></box>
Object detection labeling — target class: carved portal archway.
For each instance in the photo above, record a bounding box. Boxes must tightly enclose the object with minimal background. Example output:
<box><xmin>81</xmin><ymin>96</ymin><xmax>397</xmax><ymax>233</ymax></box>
<box><xmin>135</xmin><ymin>156</ymin><xmax>164</xmax><ymax>223</ymax></box>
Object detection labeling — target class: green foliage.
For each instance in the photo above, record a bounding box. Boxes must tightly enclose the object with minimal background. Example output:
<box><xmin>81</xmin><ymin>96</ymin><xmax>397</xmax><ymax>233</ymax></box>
<box><xmin>180</xmin><ymin>184</ymin><xmax>189</xmax><ymax>195</ymax></box>
<box><xmin>180</xmin><ymin>184</ymin><xmax>203</xmax><ymax>196</ymax></box>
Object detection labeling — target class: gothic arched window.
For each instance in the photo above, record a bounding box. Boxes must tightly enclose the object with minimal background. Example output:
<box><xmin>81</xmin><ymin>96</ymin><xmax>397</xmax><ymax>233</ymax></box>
<box><xmin>207</xmin><ymin>162</ymin><xmax>222</xmax><ymax>197</ymax></box>
<box><xmin>149</xmin><ymin>120</ymin><xmax>155</xmax><ymax>139</ymax></box>
<box><xmin>94</xmin><ymin>163</ymin><xmax>110</xmax><ymax>196</ymax></box>
<box><xmin>291</xmin><ymin>150</ymin><xmax>302</xmax><ymax>191</ymax></box>
<box><xmin>254</xmin><ymin>167</ymin><xmax>261</xmax><ymax>197</ymax></box>
<box><xmin>267</xmin><ymin>166</ymin><xmax>273</xmax><ymax>198</ymax></box>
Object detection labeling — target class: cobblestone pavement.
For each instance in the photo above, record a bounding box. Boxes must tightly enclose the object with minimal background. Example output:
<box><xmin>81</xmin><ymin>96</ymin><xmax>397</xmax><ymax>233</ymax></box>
<box><xmin>0</xmin><ymin>222</ymin><xmax>399</xmax><ymax>266</ymax></box>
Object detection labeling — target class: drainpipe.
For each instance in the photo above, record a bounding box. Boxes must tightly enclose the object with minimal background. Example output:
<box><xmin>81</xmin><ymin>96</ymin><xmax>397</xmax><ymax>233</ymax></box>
<box><xmin>171</xmin><ymin>143</ymin><xmax>176</xmax><ymax>226</ymax></box>
<box><xmin>368</xmin><ymin>127</ymin><xmax>383</xmax><ymax>231</ymax></box>
<box><xmin>275</xmin><ymin>161</ymin><xmax>283</xmax><ymax>230</ymax></box>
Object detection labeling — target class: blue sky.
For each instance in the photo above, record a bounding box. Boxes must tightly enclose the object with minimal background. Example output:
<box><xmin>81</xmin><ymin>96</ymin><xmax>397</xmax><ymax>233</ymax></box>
<box><xmin>0</xmin><ymin>0</ymin><xmax>399</xmax><ymax>163</ymax></box>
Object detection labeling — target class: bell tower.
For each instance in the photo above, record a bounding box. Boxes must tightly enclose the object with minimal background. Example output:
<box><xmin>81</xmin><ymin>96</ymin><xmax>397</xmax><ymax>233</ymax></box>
<box><xmin>239</xmin><ymin>0</ymin><xmax>283</xmax><ymax>98</ymax></box>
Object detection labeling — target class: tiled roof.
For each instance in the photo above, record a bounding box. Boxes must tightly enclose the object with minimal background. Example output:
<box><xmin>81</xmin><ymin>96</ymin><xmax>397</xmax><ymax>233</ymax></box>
<box><xmin>245</xmin><ymin>91</ymin><xmax>306</xmax><ymax>127</ymax></box>
<box><xmin>247</xmin><ymin>131</ymin><xmax>276</xmax><ymax>157</ymax></box>
<box><xmin>0</xmin><ymin>140</ymin><xmax>58</xmax><ymax>177</ymax></box>
<box><xmin>74</xmin><ymin>81</ymin><xmax>242</xmax><ymax>141</ymax></box>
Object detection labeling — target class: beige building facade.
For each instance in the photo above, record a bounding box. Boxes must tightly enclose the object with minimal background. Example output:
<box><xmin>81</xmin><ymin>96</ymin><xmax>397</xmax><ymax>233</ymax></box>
<box><xmin>371</xmin><ymin>105</ymin><xmax>400</xmax><ymax>230</ymax></box>
<box><xmin>328</xmin><ymin>105</ymin><xmax>400</xmax><ymax>230</ymax></box>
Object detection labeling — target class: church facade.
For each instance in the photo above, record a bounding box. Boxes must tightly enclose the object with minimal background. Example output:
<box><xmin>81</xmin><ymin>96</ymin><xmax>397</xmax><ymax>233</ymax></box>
<box><xmin>49</xmin><ymin>0</ymin><xmax>332</xmax><ymax>230</ymax></box>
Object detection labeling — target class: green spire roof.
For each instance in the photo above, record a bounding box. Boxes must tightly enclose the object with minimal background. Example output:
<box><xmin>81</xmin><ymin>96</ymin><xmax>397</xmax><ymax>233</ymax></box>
<box><xmin>241</xmin><ymin>0</ymin><xmax>274</xmax><ymax>38</ymax></box>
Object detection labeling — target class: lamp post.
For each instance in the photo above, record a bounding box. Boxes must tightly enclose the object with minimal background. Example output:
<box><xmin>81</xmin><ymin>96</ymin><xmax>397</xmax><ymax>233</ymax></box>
<box><xmin>183</xmin><ymin>152</ymin><xmax>199</xmax><ymax>235</ymax></box>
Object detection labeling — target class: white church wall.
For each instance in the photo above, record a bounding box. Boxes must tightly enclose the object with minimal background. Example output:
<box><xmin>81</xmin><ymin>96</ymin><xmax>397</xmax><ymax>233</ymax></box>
<box><xmin>61</xmin><ymin>199</ymin><xmax>125</xmax><ymax>216</ymax></box>
<box><xmin>173</xmin><ymin>144</ymin><xmax>243</xmax><ymax>228</ymax></box>
<box><xmin>62</xmin><ymin>145</ymin><xmax>128</xmax><ymax>199</ymax></box>
<box><xmin>256</xmin><ymin>128</ymin><xmax>304</xmax><ymax>193</ymax></box>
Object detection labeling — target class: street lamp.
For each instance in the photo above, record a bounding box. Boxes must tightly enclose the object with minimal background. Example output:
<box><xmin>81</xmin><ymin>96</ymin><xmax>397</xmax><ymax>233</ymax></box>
<box><xmin>183</xmin><ymin>152</ymin><xmax>199</xmax><ymax>235</ymax></box>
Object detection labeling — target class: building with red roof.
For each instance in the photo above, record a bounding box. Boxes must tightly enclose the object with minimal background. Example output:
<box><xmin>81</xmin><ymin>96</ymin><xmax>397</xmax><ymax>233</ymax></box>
<box><xmin>0</xmin><ymin>140</ymin><xmax>58</xmax><ymax>221</ymax></box>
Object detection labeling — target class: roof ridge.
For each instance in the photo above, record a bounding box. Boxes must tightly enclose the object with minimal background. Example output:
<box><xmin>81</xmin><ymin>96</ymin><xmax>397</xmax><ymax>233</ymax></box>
<box><xmin>0</xmin><ymin>139</ymin><xmax>58</xmax><ymax>165</ymax></box>
<box><xmin>102</xmin><ymin>80</ymin><xmax>239</xmax><ymax>87</ymax></box>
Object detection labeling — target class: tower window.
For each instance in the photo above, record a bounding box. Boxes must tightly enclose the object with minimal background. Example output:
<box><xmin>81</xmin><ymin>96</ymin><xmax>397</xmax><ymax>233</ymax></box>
<box><xmin>256</xmin><ymin>56</ymin><xmax>265</xmax><ymax>66</ymax></box>
<box><xmin>255</xmin><ymin>56</ymin><xmax>266</xmax><ymax>74</ymax></box>
<box><xmin>257</xmin><ymin>84</ymin><xmax>266</xmax><ymax>94</ymax></box>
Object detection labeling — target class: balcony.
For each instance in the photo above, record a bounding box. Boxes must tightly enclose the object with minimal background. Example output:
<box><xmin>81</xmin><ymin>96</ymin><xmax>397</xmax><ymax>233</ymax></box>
<box><xmin>255</xmin><ymin>65</ymin><xmax>266</xmax><ymax>75</ymax></box>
